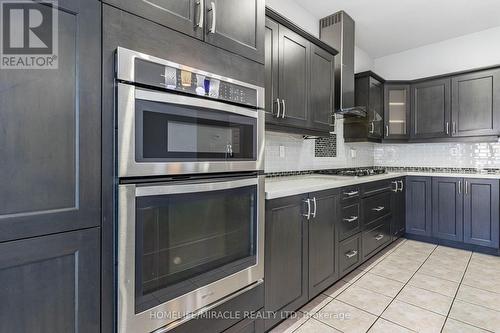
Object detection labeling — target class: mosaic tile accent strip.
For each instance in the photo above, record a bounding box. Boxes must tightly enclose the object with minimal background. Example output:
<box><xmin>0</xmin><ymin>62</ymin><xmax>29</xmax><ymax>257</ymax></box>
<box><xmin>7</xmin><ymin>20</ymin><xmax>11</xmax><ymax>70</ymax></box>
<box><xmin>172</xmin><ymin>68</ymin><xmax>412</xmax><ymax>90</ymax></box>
<box><xmin>314</xmin><ymin>134</ymin><xmax>337</xmax><ymax>157</ymax></box>
<box><xmin>265</xmin><ymin>170</ymin><xmax>316</xmax><ymax>178</ymax></box>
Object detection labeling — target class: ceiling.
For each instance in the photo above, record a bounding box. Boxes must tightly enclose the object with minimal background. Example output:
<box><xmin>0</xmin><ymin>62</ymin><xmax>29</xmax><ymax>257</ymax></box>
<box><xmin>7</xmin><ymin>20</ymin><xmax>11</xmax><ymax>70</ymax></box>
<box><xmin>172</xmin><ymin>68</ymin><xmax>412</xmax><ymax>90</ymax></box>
<box><xmin>294</xmin><ymin>0</ymin><xmax>500</xmax><ymax>58</ymax></box>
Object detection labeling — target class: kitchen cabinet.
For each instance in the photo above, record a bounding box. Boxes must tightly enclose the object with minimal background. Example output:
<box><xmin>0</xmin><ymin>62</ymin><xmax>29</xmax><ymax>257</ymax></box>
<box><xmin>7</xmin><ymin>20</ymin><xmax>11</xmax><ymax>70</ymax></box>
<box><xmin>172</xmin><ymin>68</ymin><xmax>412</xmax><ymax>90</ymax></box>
<box><xmin>264</xmin><ymin>194</ymin><xmax>308</xmax><ymax>331</ymax></box>
<box><xmin>265</xmin><ymin>10</ymin><xmax>337</xmax><ymax>136</ymax></box>
<box><xmin>411</xmin><ymin>78</ymin><xmax>451</xmax><ymax>139</ymax></box>
<box><xmin>362</xmin><ymin>216</ymin><xmax>391</xmax><ymax>259</ymax></box>
<box><xmin>384</xmin><ymin>83</ymin><xmax>410</xmax><ymax>140</ymax></box>
<box><xmin>451</xmin><ymin>68</ymin><xmax>500</xmax><ymax>137</ymax></box>
<box><xmin>205</xmin><ymin>0</ymin><xmax>265</xmax><ymax>63</ymax></box>
<box><xmin>104</xmin><ymin>0</ymin><xmax>264</xmax><ymax>63</ymax></box>
<box><xmin>390</xmin><ymin>178</ymin><xmax>406</xmax><ymax>239</ymax></box>
<box><xmin>345</xmin><ymin>72</ymin><xmax>384</xmax><ymax>141</ymax></box>
<box><xmin>309</xmin><ymin>45</ymin><xmax>335</xmax><ymax>132</ymax></box>
<box><xmin>463</xmin><ymin>179</ymin><xmax>500</xmax><ymax>248</ymax></box>
<box><xmin>0</xmin><ymin>228</ymin><xmax>99</xmax><ymax>333</ymax></box>
<box><xmin>0</xmin><ymin>0</ymin><xmax>101</xmax><ymax>242</ymax></box>
<box><xmin>308</xmin><ymin>190</ymin><xmax>339</xmax><ymax>298</ymax></box>
<box><xmin>406</xmin><ymin>176</ymin><xmax>432</xmax><ymax>236</ymax></box>
<box><xmin>432</xmin><ymin>177</ymin><xmax>463</xmax><ymax>242</ymax></box>
<box><xmin>338</xmin><ymin>234</ymin><xmax>362</xmax><ymax>275</ymax></box>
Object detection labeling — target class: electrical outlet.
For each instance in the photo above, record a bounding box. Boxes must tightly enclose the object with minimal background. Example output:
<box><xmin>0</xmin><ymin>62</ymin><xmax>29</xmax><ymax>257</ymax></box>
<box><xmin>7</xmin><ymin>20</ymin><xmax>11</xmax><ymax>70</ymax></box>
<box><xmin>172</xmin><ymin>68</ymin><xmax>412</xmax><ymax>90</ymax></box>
<box><xmin>279</xmin><ymin>145</ymin><xmax>285</xmax><ymax>158</ymax></box>
<box><xmin>350</xmin><ymin>148</ymin><xmax>357</xmax><ymax>159</ymax></box>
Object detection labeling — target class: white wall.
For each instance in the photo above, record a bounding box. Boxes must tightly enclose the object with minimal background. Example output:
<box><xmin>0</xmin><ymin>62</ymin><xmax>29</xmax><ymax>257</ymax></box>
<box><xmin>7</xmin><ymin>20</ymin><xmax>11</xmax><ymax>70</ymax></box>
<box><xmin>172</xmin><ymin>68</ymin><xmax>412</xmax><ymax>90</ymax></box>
<box><xmin>265</xmin><ymin>0</ymin><xmax>319</xmax><ymax>37</ymax></box>
<box><xmin>354</xmin><ymin>46</ymin><xmax>374</xmax><ymax>73</ymax></box>
<box><xmin>374</xmin><ymin>26</ymin><xmax>500</xmax><ymax>80</ymax></box>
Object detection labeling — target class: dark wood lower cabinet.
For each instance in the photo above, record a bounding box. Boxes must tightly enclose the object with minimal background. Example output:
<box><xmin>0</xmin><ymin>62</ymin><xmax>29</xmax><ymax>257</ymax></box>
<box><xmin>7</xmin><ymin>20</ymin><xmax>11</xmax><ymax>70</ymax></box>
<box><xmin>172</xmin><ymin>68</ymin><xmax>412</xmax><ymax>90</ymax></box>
<box><xmin>432</xmin><ymin>177</ymin><xmax>463</xmax><ymax>242</ymax></box>
<box><xmin>406</xmin><ymin>176</ymin><xmax>432</xmax><ymax>236</ymax></box>
<box><xmin>264</xmin><ymin>194</ymin><xmax>308</xmax><ymax>331</ymax></box>
<box><xmin>463</xmin><ymin>179</ymin><xmax>500</xmax><ymax>248</ymax></box>
<box><xmin>391</xmin><ymin>178</ymin><xmax>406</xmax><ymax>239</ymax></box>
<box><xmin>0</xmin><ymin>228</ymin><xmax>100</xmax><ymax>333</ymax></box>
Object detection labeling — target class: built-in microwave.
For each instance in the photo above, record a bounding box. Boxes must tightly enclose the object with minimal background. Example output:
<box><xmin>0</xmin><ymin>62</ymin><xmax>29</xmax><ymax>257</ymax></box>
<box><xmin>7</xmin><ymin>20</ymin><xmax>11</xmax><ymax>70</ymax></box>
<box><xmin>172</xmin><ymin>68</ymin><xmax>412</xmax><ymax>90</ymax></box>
<box><xmin>116</xmin><ymin>47</ymin><xmax>265</xmax><ymax>178</ymax></box>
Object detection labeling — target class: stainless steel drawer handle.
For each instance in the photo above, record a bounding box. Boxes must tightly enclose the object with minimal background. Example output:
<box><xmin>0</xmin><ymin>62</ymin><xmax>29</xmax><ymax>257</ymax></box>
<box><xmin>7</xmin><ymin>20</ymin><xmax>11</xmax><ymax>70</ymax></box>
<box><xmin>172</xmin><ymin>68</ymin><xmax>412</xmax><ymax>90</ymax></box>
<box><xmin>375</xmin><ymin>234</ymin><xmax>384</xmax><ymax>241</ymax></box>
<box><xmin>303</xmin><ymin>199</ymin><xmax>311</xmax><ymax>220</ymax></box>
<box><xmin>281</xmin><ymin>99</ymin><xmax>286</xmax><ymax>118</ymax></box>
<box><xmin>343</xmin><ymin>216</ymin><xmax>358</xmax><ymax>223</ymax></box>
<box><xmin>391</xmin><ymin>181</ymin><xmax>398</xmax><ymax>192</ymax></box>
<box><xmin>369</xmin><ymin>122</ymin><xmax>374</xmax><ymax>134</ymax></box>
<box><xmin>208</xmin><ymin>1</ymin><xmax>216</xmax><ymax>33</ymax></box>
<box><xmin>344</xmin><ymin>191</ymin><xmax>359</xmax><ymax>197</ymax></box>
<box><xmin>446</xmin><ymin>122</ymin><xmax>450</xmax><ymax>135</ymax></box>
<box><xmin>372</xmin><ymin>206</ymin><xmax>385</xmax><ymax>212</ymax></box>
<box><xmin>275</xmin><ymin>98</ymin><xmax>281</xmax><ymax>118</ymax></box>
<box><xmin>345</xmin><ymin>250</ymin><xmax>358</xmax><ymax>258</ymax></box>
<box><xmin>398</xmin><ymin>180</ymin><xmax>403</xmax><ymax>192</ymax></box>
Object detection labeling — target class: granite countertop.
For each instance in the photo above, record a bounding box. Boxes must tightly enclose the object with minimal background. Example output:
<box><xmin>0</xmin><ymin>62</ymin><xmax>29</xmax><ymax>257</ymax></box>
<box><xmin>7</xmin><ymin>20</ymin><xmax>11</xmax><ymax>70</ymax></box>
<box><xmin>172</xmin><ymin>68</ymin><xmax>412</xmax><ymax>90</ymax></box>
<box><xmin>265</xmin><ymin>172</ymin><xmax>500</xmax><ymax>199</ymax></box>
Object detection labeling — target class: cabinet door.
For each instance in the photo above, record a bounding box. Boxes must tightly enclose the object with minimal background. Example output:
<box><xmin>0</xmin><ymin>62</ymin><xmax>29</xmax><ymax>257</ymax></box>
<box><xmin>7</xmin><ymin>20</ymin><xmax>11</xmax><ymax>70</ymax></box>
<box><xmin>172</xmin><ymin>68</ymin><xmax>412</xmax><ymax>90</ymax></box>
<box><xmin>264</xmin><ymin>17</ymin><xmax>280</xmax><ymax>124</ymax></box>
<box><xmin>309</xmin><ymin>45</ymin><xmax>335</xmax><ymax>132</ymax></box>
<box><xmin>264</xmin><ymin>195</ymin><xmax>308</xmax><ymax>330</ymax></box>
<box><xmin>205</xmin><ymin>0</ymin><xmax>265</xmax><ymax>63</ymax></box>
<box><xmin>432</xmin><ymin>177</ymin><xmax>463</xmax><ymax>242</ymax></box>
<box><xmin>411</xmin><ymin>78</ymin><xmax>451</xmax><ymax>139</ymax></box>
<box><xmin>391</xmin><ymin>178</ymin><xmax>406</xmax><ymax>239</ymax></box>
<box><xmin>406</xmin><ymin>177</ymin><xmax>432</xmax><ymax>236</ymax></box>
<box><xmin>452</xmin><ymin>69</ymin><xmax>500</xmax><ymax>137</ymax></box>
<box><xmin>308</xmin><ymin>191</ymin><xmax>338</xmax><ymax>298</ymax></box>
<box><xmin>368</xmin><ymin>77</ymin><xmax>384</xmax><ymax>139</ymax></box>
<box><xmin>384</xmin><ymin>84</ymin><xmax>410</xmax><ymax>140</ymax></box>
<box><xmin>278</xmin><ymin>26</ymin><xmax>310</xmax><ymax>129</ymax></box>
<box><xmin>0</xmin><ymin>0</ymin><xmax>100</xmax><ymax>242</ymax></box>
<box><xmin>104</xmin><ymin>0</ymin><xmax>203</xmax><ymax>40</ymax></box>
<box><xmin>463</xmin><ymin>179</ymin><xmax>500</xmax><ymax>248</ymax></box>
<box><xmin>0</xmin><ymin>228</ymin><xmax>99</xmax><ymax>333</ymax></box>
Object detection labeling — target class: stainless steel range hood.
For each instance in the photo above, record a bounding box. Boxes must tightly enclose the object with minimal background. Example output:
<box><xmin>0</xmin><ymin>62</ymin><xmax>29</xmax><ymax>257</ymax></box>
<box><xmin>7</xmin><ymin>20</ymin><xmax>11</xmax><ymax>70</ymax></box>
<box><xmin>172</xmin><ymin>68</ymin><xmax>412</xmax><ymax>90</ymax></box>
<box><xmin>320</xmin><ymin>11</ymin><xmax>367</xmax><ymax>117</ymax></box>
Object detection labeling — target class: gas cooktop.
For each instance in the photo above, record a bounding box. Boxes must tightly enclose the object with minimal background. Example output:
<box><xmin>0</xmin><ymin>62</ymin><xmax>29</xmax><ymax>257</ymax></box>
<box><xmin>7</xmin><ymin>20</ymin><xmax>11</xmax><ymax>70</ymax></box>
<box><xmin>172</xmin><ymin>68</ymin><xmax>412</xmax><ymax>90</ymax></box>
<box><xmin>319</xmin><ymin>168</ymin><xmax>387</xmax><ymax>177</ymax></box>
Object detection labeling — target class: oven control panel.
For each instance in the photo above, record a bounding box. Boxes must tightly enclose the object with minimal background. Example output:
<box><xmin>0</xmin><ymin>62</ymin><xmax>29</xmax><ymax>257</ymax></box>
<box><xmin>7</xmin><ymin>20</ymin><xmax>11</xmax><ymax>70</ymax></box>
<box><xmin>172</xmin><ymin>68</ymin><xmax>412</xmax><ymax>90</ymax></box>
<box><xmin>134</xmin><ymin>58</ymin><xmax>259</xmax><ymax>108</ymax></box>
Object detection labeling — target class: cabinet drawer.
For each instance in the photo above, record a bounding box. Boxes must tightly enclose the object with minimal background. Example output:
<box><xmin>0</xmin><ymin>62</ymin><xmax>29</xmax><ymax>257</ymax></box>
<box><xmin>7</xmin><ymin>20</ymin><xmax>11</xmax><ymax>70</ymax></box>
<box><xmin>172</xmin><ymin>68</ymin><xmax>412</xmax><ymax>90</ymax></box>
<box><xmin>338</xmin><ymin>234</ymin><xmax>361</xmax><ymax>275</ymax></box>
<box><xmin>341</xmin><ymin>186</ymin><xmax>361</xmax><ymax>201</ymax></box>
<box><xmin>362</xmin><ymin>219</ymin><xmax>391</xmax><ymax>259</ymax></box>
<box><xmin>339</xmin><ymin>202</ymin><xmax>361</xmax><ymax>241</ymax></box>
<box><xmin>363</xmin><ymin>192</ymin><xmax>391</xmax><ymax>225</ymax></box>
<box><xmin>362</xmin><ymin>180</ymin><xmax>392</xmax><ymax>197</ymax></box>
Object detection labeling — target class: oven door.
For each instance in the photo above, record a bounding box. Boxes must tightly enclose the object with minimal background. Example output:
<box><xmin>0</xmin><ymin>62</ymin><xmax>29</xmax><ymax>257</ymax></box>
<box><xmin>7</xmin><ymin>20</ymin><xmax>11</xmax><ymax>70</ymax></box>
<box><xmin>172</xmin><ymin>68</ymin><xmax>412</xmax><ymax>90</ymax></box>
<box><xmin>117</xmin><ymin>175</ymin><xmax>264</xmax><ymax>333</ymax></box>
<box><xmin>117</xmin><ymin>83</ymin><xmax>265</xmax><ymax>178</ymax></box>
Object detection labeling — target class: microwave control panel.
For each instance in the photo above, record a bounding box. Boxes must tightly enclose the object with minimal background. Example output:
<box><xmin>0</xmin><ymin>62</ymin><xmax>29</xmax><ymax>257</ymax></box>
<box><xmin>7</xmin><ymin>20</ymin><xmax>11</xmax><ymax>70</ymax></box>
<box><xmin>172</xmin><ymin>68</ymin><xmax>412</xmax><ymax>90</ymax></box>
<box><xmin>134</xmin><ymin>59</ymin><xmax>259</xmax><ymax>108</ymax></box>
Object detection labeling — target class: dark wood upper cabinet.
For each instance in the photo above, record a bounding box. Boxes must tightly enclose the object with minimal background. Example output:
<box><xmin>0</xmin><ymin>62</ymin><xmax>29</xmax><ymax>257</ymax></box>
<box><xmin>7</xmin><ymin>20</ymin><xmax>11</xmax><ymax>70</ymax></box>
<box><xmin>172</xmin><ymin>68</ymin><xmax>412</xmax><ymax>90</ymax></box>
<box><xmin>431</xmin><ymin>177</ymin><xmax>463</xmax><ymax>242</ymax></box>
<box><xmin>264</xmin><ymin>17</ymin><xmax>280</xmax><ymax>123</ymax></box>
<box><xmin>346</xmin><ymin>72</ymin><xmax>384</xmax><ymax>141</ymax></box>
<box><xmin>308</xmin><ymin>191</ymin><xmax>338</xmax><ymax>298</ymax></box>
<box><xmin>0</xmin><ymin>0</ymin><xmax>101</xmax><ymax>242</ymax></box>
<box><xmin>463</xmin><ymin>179</ymin><xmax>500</xmax><ymax>248</ymax></box>
<box><xmin>205</xmin><ymin>0</ymin><xmax>265</xmax><ymax>63</ymax></box>
<box><xmin>384</xmin><ymin>83</ymin><xmax>410</xmax><ymax>140</ymax></box>
<box><xmin>103</xmin><ymin>0</ymin><xmax>204</xmax><ymax>40</ymax></box>
<box><xmin>309</xmin><ymin>45</ymin><xmax>335</xmax><ymax>132</ymax></box>
<box><xmin>411</xmin><ymin>78</ymin><xmax>451</xmax><ymax>139</ymax></box>
<box><xmin>0</xmin><ymin>228</ymin><xmax>99</xmax><ymax>333</ymax></box>
<box><xmin>278</xmin><ymin>25</ymin><xmax>310</xmax><ymax>129</ymax></box>
<box><xmin>264</xmin><ymin>194</ymin><xmax>308</xmax><ymax>331</ymax></box>
<box><xmin>451</xmin><ymin>69</ymin><xmax>500</xmax><ymax>137</ymax></box>
<box><xmin>406</xmin><ymin>176</ymin><xmax>432</xmax><ymax>236</ymax></box>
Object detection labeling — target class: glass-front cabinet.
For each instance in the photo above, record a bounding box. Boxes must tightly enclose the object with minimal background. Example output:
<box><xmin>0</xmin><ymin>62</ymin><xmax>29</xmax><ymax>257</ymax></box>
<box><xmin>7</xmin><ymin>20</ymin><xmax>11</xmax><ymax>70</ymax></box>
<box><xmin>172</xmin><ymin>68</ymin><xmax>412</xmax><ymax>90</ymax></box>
<box><xmin>384</xmin><ymin>83</ymin><xmax>410</xmax><ymax>140</ymax></box>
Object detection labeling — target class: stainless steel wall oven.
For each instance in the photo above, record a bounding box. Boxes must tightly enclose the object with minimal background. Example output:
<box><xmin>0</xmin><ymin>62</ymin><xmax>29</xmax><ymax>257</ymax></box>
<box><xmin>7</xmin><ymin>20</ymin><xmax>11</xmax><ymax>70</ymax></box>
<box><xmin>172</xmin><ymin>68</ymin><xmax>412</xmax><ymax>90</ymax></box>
<box><xmin>115</xmin><ymin>48</ymin><xmax>265</xmax><ymax>333</ymax></box>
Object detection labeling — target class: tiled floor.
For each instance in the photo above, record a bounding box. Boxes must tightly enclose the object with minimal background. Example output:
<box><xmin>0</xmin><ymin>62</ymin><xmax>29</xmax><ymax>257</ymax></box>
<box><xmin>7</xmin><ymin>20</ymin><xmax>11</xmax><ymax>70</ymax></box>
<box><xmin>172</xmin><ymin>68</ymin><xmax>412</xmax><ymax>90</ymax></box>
<box><xmin>269</xmin><ymin>239</ymin><xmax>500</xmax><ymax>333</ymax></box>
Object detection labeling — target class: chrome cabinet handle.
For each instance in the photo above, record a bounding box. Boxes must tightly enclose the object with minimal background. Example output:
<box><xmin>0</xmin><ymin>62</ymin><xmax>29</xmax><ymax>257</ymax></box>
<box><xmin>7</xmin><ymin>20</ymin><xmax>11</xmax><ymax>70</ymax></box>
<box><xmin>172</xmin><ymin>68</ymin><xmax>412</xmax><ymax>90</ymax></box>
<box><xmin>375</xmin><ymin>234</ymin><xmax>384</xmax><ymax>241</ymax></box>
<box><xmin>344</xmin><ymin>191</ymin><xmax>359</xmax><ymax>197</ymax></box>
<box><xmin>465</xmin><ymin>181</ymin><xmax>469</xmax><ymax>195</ymax></box>
<box><xmin>458</xmin><ymin>180</ymin><xmax>462</xmax><ymax>194</ymax></box>
<box><xmin>303</xmin><ymin>199</ymin><xmax>311</xmax><ymax>220</ymax></box>
<box><xmin>372</xmin><ymin>206</ymin><xmax>385</xmax><ymax>212</ymax></box>
<box><xmin>398</xmin><ymin>180</ymin><xmax>403</xmax><ymax>192</ymax></box>
<box><xmin>369</xmin><ymin>122</ymin><xmax>374</xmax><ymax>134</ymax></box>
<box><xmin>275</xmin><ymin>98</ymin><xmax>281</xmax><ymax>118</ymax></box>
<box><xmin>196</xmin><ymin>0</ymin><xmax>204</xmax><ymax>28</ymax></box>
<box><xmin>343</xmin><ymin>216</ymin><xmax>358</xmax><ymax>223</ymax></box>
<box><xmin>345</xmin><ymin>250</ymin><xmax>358</xmax><ymax>258</ymax></box>
<box><xmin>385</xmin><ymin>125</ymin><xmax>389</xmax><ymax>137</ymax></box>
<box><xmin>311</xmin><ymin>197</ymin><xmax>317</xmax><ymax>218</ymax></box>
<box><xmin>391</xmin><ymin>181</ymin><xmax>398</xmax><ymax>192</ymax></box>
<box><xmin>446</xmin><ymin>122</ymin><xmax>450</xmax><ymax>135</ymax></box>
<box><xmin>208</xmin><ymin>1</ymin><xmax>216</xmax><ymax>33</ymax></box>
<box><xmin>453</xmin><ymin>121</ymin><xmax>457</xmax><ymax>134</ymax></box>
<box><xmin>281</xmin><ymin>99</ymin><xmax>286</xmax><ymax>118</ymax></box>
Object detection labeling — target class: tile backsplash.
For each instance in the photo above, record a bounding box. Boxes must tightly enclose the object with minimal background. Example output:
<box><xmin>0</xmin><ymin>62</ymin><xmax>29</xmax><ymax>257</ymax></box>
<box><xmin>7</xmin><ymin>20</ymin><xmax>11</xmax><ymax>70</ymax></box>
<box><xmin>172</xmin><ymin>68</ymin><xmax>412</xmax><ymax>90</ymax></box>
<box><xmin>265</xmin><ymin>118</ymin><xmax>500</xmax><ymax>173</ymax></box>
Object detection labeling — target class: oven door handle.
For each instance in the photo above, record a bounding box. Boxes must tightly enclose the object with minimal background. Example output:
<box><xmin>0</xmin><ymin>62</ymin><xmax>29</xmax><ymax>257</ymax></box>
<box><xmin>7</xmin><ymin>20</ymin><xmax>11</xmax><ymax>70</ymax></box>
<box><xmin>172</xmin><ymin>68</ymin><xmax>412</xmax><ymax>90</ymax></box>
<box><xmin>136</xmin><ymin>177</ymin><xmax>258</xmax><ymax>197</ymax></box>
<box><xmin>135</xmin><ymin>88</ymin><xmax>258</xmax><ymax>119</ymax></box>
